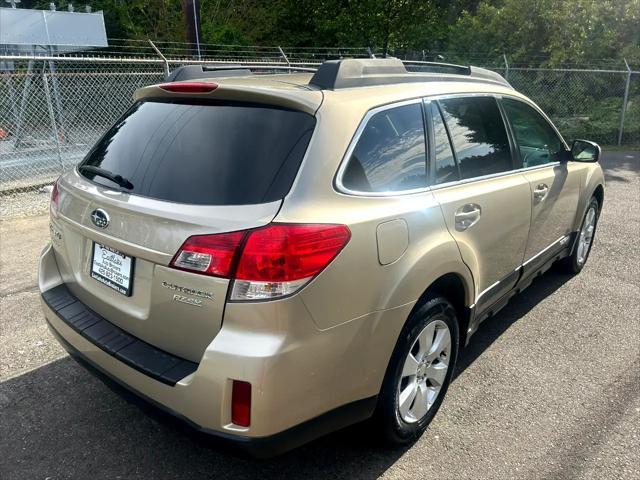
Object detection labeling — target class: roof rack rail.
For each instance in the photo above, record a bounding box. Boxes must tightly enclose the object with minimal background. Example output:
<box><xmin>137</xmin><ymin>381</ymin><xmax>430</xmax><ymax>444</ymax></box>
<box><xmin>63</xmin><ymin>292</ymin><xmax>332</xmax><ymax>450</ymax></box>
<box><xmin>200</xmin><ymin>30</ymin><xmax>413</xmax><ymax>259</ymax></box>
<box><xmin>167</xmin><ymin>64</ymin><xmax>317</xmax><ymax>82</ymax></box>
<box><xmin>403</xmin><ymin>60</ymin><xmax>471</xmax><ymax>75</ymax></box>
<box><xmin>166</xmin><ymin>59</ymin><xmax>511</xmax><ymax>90</ymax></box>
<box><xmin>309</xmin><ymin>57</ymin><xmax>511</xmax><ymax>90</ymax></box>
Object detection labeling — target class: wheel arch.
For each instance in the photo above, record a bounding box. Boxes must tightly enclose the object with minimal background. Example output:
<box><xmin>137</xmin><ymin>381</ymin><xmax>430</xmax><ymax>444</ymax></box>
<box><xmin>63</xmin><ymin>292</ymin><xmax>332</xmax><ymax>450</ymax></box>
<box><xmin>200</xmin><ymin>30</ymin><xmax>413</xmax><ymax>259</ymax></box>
<box><xmin>409</xmin><ymin>272</ymin><xmax>472</xmax><ymax>348</ymax></box>
<box><xmin>374</xmin><ymin>270</ymin><xmax>473</xmax><ymax>421</ymax></box>
<box><xmin>593</xmin><ymin>184</ymin><xmax>604</xmax><ymax>210</ymax></box>
<box><xmin>572</xmin><ymin>181</ymin><xmax>605</xmax><ymax>233</ymax></box>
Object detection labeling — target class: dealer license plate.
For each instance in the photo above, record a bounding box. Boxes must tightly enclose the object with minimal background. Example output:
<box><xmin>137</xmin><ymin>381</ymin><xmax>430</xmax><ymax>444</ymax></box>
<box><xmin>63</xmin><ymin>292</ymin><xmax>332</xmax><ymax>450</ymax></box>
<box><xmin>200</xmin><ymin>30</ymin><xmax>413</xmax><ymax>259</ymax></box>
<box><xmin>90</xmin><ymin>243</ymin><xmax>134</xmax><ymax>296</ymax></box>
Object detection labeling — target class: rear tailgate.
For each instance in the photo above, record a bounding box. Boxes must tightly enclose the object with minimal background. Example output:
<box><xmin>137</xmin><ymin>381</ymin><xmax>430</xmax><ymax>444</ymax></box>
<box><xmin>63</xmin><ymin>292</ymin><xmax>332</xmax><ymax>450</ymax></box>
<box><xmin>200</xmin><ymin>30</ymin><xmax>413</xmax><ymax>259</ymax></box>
<box><xmin>49</xmin><ymin>98</ymin><xmax>316</xmax><ymax>363</ymax></box>
<box><xmin>51</xmin><ymin>175</ymin><xmax>280</xmax><ymax>363</ymax></box>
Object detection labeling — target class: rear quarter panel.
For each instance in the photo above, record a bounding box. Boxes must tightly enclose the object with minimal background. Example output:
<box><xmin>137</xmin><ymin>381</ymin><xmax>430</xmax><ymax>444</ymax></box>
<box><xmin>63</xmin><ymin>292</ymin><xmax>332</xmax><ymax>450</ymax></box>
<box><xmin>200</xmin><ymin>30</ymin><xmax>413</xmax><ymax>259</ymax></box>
<box><xmin>275</xmin><ymin>102</ymin><xmax>474</xmax><ymax>331</ymax></box>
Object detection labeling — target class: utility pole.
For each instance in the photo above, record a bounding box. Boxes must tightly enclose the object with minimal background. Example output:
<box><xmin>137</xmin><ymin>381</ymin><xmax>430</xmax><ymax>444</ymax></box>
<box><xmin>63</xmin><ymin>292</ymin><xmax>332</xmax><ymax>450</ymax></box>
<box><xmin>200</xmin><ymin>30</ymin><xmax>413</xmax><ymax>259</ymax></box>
<box><xmin>182</xmin><ymin>0</ymin><xmax>201</xmax><ymax>60</ymax></box>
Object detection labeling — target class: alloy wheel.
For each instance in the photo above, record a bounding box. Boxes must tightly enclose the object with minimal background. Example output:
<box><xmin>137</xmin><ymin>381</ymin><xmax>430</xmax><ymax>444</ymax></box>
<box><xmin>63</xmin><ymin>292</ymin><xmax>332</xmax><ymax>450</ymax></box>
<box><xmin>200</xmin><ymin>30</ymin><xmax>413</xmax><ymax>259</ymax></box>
<box><xmin>577</xmin><ymin>206</ymin><xmax>597</xmax><ymax>266</ymax></box>
<box><xmin>397</xmin><ymin>319</ymin><xmax>452</xmax><ymax>424</ymax></box>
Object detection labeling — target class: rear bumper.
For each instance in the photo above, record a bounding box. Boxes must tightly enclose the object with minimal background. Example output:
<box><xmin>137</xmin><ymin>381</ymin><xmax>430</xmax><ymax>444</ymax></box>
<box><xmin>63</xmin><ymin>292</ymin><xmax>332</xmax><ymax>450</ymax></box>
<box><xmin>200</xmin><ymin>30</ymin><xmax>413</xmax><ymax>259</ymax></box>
<box><xmin>42</xmin><ymin>284</ymin><xmax>198</xmax><ymax>386</ymax></box>
<box><xmin>45</xmin><ymin>317</ymin><xmax>376</xmax><ymax>457</ymax></box>
<box><xmin>39</xmin><ymin>243</ymin><xmax>407</xmax><ymax>454</ymax></box>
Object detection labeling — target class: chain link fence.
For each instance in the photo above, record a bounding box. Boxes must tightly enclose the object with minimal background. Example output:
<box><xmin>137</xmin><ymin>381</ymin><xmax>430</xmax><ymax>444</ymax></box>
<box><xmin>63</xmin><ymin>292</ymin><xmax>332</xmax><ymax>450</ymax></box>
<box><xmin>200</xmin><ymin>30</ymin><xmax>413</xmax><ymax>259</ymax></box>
<box><xmin>506</xmin><ymin>68</ymin><xmax>638</xmax><ymax>146</ymax></box>
<box><xmin>1</xmin><ymin>52</ymin><xmax>638</xmax><ymax>194</ymax></box>
<box><xmin>0</xmin><ymin>59</ymin><xmax>166</xmax><ymax>192</ymax></box>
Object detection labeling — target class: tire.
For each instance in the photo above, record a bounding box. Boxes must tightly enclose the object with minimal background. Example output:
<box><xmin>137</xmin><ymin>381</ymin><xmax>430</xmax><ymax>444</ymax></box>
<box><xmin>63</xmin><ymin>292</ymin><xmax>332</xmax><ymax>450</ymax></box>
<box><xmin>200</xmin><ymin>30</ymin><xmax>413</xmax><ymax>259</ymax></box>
<box><xmin>375</xmin><ymin>295</ymin><xmax>459</xmax><ymax>445</ymax></box>
<box><xmin>559</xmin><ymin>197</ymin><xmax>600</xmax><ymax>274</ymax></box>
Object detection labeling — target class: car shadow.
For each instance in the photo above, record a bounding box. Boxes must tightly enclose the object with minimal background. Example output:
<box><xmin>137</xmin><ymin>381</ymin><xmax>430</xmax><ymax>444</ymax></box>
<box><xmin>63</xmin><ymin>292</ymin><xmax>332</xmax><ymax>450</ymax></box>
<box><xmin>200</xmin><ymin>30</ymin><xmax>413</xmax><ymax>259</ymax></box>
<box><xmin>600</xmin><ymin>150</ymin><xmax>638</xmax><ymax>184</ymax></box>
<box><xmin>453</xmin><ymin>269</ymin><xmax>572</xmax><ymax>379</ymax></box>
<box><xmin>0</xmin><ymin>269</ymin><xmax>574</xmax><ymax>479</ymax></box>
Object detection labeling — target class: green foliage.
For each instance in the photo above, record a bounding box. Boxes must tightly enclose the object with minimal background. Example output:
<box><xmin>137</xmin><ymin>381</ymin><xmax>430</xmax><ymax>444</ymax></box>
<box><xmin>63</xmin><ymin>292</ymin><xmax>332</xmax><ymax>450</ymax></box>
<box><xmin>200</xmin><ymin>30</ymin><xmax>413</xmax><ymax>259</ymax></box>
<box><xmin>12</xmin><ymin>1</ymin><xmax>639</xmax><ymax>146</ymax></box>
<box><xmin>192</xmin><ymin>0</ymin><xmax>451</xmax><ymax>53</ymax></box>
<box><xmin>22</xmin><ymin>0</ymin><xmax>639</xmax><ymax>67</ymax></box>
<box><xmin>448</xmin><ymin>0</ymin><xmax>640</xmax><ymax>67</ymax></box>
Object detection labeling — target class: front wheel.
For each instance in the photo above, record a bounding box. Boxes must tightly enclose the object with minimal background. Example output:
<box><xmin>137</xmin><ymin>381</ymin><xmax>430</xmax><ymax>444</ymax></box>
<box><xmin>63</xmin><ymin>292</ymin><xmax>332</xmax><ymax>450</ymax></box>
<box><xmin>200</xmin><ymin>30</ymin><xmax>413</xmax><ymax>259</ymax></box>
<box><xmin>559</xmin><ymin>197</ymin><xmax>600</xmax><ymax>274</ymax></box>
<box><xmin>375</xmin><ymin>296</ymin><xmax>459</xmax><ymax>445</ymax></box>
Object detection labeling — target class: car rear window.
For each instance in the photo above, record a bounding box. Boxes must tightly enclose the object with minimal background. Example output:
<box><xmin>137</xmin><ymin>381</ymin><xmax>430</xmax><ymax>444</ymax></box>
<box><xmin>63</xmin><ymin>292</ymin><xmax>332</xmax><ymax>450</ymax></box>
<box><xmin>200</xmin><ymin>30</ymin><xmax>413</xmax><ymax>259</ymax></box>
<box><xmin>341</xmin><ymin>102</ymin><xmax>427</xmax><ymax>193</ymax></box>
<box><xmin>79</xmin><ymin>99</ymin><xmax>316</xmax><ymax>205</ymax></box>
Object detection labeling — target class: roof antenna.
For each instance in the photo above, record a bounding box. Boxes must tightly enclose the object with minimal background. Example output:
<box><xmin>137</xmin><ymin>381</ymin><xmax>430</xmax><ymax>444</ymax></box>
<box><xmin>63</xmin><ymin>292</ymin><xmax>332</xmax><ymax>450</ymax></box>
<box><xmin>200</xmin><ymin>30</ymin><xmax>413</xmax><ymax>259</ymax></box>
<box><xmin>367</xmin><ymin>47</ymin><xmax>376</xmax><ymax>59</ymax></box>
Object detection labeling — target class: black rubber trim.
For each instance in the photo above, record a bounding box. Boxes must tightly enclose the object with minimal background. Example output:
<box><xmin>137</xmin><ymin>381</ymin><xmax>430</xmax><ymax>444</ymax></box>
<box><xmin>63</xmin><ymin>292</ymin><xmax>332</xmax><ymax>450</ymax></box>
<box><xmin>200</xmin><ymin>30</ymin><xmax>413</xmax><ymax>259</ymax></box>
<box><xmin>45</xmin><ymin>317</ymin><xmax>377</xmax><ymax>458</ymax></box>
<box><xmin>42</xmin><ymin>284</ymin><xmax>198</xmax><ymax>386</ymax></box>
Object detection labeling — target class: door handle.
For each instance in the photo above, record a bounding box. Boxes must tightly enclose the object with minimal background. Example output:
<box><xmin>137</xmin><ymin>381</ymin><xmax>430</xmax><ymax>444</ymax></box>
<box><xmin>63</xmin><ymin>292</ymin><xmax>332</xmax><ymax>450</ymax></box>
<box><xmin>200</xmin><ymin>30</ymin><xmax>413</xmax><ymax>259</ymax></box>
<box><xmin>454</xmin><ymin>204</ymin><xmax>481</xmax><ymax>231</ymax></box>
<box><xmin>533</xmin><ymin>183</ymin><xmax>549</xmax><ymax>201</ymax></box>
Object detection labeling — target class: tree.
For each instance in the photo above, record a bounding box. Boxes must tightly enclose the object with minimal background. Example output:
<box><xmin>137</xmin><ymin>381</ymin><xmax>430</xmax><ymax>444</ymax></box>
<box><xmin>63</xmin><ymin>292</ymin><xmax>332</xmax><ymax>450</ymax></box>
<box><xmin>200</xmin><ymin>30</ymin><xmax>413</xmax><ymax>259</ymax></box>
<box><xmin>21</xmin><ymin>0</ymin><xmax>639</xmax><ymax>67</ymax></box>
<box><xmin>447</xmin><ymin>0</ymin><xmax>640</xmax><ymax>67</ymax></box>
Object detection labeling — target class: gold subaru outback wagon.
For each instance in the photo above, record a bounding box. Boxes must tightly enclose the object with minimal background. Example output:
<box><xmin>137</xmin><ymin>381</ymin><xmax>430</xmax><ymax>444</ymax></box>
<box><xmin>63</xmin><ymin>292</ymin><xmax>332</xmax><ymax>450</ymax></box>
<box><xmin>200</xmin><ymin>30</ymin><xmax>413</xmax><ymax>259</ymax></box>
<box><xmin>39</xmin><ymin>58</ymin><xmax>604</xmax><ymax>456</ymax></box>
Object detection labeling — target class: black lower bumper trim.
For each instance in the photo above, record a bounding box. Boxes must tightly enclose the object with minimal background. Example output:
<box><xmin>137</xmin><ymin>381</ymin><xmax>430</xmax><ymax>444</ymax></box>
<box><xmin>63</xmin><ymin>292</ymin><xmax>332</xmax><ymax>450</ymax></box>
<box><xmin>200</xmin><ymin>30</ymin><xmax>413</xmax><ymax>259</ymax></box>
<box><xmin>42</xmin><ymin>284</ymin><xmax>198</xmax><ymax>386</ymax></box>
<box><xmin>46</xmin><ymin>318</ymin><xmax>378</xmax><ymax>458</ymax></box>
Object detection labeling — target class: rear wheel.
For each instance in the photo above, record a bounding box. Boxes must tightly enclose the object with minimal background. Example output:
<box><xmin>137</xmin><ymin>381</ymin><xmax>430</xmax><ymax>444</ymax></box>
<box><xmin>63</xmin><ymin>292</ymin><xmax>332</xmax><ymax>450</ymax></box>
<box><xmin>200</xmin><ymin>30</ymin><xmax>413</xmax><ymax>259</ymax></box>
<box><xmin>559</xmin><ymin>197</ymin><xmax>600</xmax><ymax>274</ymax></box>
<box><xmin>375</xmin><ymin>296</ymin><xmax>459</xmax><ymax>445</ymax></box>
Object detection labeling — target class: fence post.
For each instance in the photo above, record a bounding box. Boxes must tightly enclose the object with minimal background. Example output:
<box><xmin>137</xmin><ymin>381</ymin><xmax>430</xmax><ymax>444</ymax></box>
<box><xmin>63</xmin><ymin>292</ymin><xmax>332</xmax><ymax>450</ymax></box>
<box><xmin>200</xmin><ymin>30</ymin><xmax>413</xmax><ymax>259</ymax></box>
<box><xmin>5</xmin><ymin>68</ymin><xmax>20</xmax><ymax>132</ymax></box>
<box><xmin>14</xmin><ymin>59</ymin><xmax>34</xmax><ymax>148</ymax></box>
<box><xmin>47</xmin><ymin>57</ymin><xmax>66</xmax><ymax>142</ymax></box>
<box><xmin>503</xmin><ymin>53</ymin><xmax>509</xmax><ymax>81</ymax></box>
<box><xmin>278</xmin><ymin>46</ymin><xmax>290</xmax><ymax>66</ymax></box>
<box><xmin>42</xmin><ymin>70</ymin><xmax>65</xmax><ymax>173</ymax></box>
<box><xmin>618</xmin><ymin>58</ymin><xmax>632</xmax><ymax>146</ymax></box>
<box><xmin>149</xmin><ymin>39</ymin><xmax>170</xmax><ymax>79</ymax></box>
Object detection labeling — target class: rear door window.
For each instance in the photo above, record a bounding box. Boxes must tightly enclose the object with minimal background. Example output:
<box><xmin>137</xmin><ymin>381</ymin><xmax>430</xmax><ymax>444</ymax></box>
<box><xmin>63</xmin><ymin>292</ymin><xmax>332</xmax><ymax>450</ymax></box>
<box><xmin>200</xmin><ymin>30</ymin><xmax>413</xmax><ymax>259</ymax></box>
<box><xmin>438</xmin><ymin>96</ymin><xmax>512</xmax><ymax>180</ymax></box>
<box><xmin>341</xmin><ymin>102</ymin><xmax>427</xmax><ymax>193</ymax></box>
<box><xmin>79</xmin><ymin>100</ymin><xmax>316</xmax><ymax>205</ymax></box>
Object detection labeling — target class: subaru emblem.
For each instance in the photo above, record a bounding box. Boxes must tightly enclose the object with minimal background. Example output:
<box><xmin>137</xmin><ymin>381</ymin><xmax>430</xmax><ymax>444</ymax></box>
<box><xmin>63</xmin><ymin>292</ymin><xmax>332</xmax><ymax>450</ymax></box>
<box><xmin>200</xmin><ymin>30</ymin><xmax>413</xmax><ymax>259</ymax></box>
<box><xmin>90</xmin><ymin>208</ymin><xmax>110</xmax><ymax>229</ymax></box>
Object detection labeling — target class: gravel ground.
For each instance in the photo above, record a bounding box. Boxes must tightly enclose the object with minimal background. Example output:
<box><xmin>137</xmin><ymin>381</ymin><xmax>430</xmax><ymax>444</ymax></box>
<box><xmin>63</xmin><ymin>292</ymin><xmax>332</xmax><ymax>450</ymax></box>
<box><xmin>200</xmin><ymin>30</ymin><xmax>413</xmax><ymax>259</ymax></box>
<box><xmin>0</xmin><ymin>151</ymin><xmax>638</xmax><ymax>480</ymax></box>
<box><xmin>0</xmin><ymin>188</ymin><xmax>52</xmax><ymax>220</ymax></box>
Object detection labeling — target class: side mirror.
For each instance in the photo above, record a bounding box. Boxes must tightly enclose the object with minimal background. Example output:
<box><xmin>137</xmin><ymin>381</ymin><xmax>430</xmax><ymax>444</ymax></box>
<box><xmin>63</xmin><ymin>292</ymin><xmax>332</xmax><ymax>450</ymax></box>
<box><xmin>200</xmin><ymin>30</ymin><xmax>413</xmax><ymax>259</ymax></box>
<box><xmin>570</xmin><ymin>139</ymin><xmax>601</xmax><ymax>163</ymax></box>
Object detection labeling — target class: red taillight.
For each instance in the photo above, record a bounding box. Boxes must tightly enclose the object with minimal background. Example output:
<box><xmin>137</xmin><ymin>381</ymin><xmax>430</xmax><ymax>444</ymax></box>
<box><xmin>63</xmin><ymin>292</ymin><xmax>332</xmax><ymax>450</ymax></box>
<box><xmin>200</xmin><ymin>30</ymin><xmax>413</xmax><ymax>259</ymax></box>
<box><xmin>170</xmin><ymin>231</ymin><xmax>244</xmax><ymax>277</ymax></box>
<box><xmin>231</xmin><ymin>380</ymin><xmax>251</xmax><ymax>427</ymax></box>
<box><xmin>158</xmin><ymin>82</ymin><xmax>218</xmax><ymax>93</ymax></box>
<box><xmin>170</xmin><ymin>224</ymin><xmax>350</xmax><ymax>300</ymax></box>
<box><xmin>51</xmin><ymin>180</ymin><xmax>60</xmax><ymax>211</ymax></box>
<box><xmin>236</xmin><ymin>224</ymin><xmax>351</xmax><ymax>282</ymax></box>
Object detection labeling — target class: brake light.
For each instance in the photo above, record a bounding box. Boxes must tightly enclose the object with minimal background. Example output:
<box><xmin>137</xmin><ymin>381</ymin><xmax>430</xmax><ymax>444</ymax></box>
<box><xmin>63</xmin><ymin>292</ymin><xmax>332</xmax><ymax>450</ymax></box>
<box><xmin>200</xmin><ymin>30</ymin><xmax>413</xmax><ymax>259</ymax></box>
<box><xmin>231</xmin><ymin>380</ymin><xmax>251</xmax><ymax>427</ymax></box>
<box><xmin>170</xmin><ymin>231</ymin><xmax>244</xmax><ymax>277</ymax></box>
<box><xmin>159</xmin><ymin>82</ymin><xmax>218</xmax><ymax>93</ymax></box>
<box><xmin>170</xmin><ymin>224</ymin><xmax>350</xmax><ymax>300</ymax></box>
<box><xmin>232</xmin><ymin>224</ymin><xmax>350</xmax><ymax>300</ymax></box>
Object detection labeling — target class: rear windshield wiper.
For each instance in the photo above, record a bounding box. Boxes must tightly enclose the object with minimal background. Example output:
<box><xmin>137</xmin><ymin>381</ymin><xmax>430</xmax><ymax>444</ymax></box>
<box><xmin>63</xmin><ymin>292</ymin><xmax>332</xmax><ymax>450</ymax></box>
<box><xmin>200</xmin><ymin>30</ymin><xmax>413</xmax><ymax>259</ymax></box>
<box><xmin>79</xmin><ymin>165</ymin><xmax>134</xmax><ymax>190</ymax></box>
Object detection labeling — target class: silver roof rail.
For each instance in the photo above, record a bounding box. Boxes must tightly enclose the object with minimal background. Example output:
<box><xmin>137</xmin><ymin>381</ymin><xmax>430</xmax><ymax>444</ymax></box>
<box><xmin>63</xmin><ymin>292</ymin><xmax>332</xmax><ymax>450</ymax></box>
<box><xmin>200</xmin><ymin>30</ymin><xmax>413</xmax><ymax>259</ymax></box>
<box><xmin>166</xmin><ymin>59</ymin><xmax>511</xmax><ymax>90</ymax></box>
<box><xmin>166</xmin><ymin>64</ymin><xmax>318</xmax><ymax>81</ymax></box>
<box><xmin>309</xmin><ymin>58</ymin><xmax>512</xmax><ymax>89</ymax></box>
